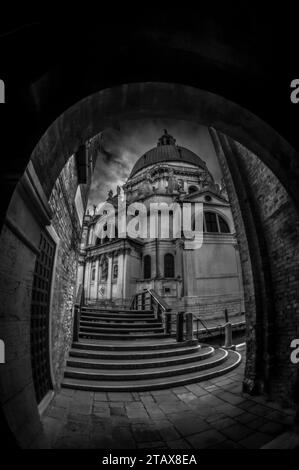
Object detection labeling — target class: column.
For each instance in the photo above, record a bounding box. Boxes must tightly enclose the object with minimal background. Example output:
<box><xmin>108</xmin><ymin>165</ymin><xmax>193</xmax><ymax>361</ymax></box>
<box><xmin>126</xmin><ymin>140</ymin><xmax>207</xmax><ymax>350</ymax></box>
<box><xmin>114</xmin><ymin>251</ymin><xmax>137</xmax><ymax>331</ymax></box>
<box><xmin>95</xmin><ymin>257</ymin><xmax>100</xmax><ymax>300</ymax></box>
<box><xmin>107</xmin><ymin>254</ymin><xmax>113</xmax><ymax>300</ymax></box>
<box><xmin>84</xmin><ymin>261</ymin><xmax>91</xmax><ymax>300</ymax></box>
<box><xmin>118</xmin><ymin>250</ymin><xmax>124</xmax><ymax>301</ymax></box>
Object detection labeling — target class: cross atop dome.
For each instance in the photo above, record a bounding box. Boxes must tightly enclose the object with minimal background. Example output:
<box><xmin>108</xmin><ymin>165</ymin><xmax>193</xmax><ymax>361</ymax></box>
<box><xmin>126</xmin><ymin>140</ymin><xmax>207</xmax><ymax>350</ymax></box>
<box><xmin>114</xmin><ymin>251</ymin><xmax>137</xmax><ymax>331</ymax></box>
<box><xmin>157</xmin><ymin>129</ymin><xmax>176</xmax><ymax>147</ymax></box>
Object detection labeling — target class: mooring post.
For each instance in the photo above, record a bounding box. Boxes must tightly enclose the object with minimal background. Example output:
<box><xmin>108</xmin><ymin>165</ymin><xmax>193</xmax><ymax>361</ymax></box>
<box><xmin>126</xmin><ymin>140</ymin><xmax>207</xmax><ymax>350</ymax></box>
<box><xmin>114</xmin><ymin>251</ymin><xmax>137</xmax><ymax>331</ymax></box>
<box><xmin>185</xmin><ymin>312</ymin><xmax>194</xmax><ymax>341</ymax></box>
<box><xmin>176</xmin><ymin>311</ymin><xmax>185</xmax><ymax>342</ymax></box>
<box><xmin>224</xmin><ymin>308</ymin><xmax>229</xmax><ymax>323</ymax></box>
<box><xmin>222</xmin><ymin>322</ymin><xmax>235</xmax><ymax>350</ymax></box>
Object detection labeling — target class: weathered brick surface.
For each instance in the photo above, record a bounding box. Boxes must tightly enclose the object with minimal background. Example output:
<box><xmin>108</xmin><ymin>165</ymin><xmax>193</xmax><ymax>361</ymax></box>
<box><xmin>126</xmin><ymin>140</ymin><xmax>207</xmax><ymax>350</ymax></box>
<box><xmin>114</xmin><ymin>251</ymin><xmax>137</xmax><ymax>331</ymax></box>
<box><xmin>210</xmin><ymin>127</ymin><xmax>299</xmax><ymax>406</ymax></box>
<box><xmin>232</xmin><ymin>140</ymin><xmax>299</xmax><ymax>405</ymax></box>
<box><xmin>48</xmin><ymin>155</ymin><xmax>82</xmax><ymax>386</ymax></box>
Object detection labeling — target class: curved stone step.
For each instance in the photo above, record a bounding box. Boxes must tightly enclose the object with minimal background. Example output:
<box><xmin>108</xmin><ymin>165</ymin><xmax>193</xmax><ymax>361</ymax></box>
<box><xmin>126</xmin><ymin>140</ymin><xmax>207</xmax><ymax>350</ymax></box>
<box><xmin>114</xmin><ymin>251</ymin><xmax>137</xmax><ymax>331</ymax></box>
<box><xmin>80</xmin><ymin>320</ymin><xmax>162</xmax><ymax>329</ymax></box>
<box><xmin>79</xmin><ymin>332</ymin><xmax>168</xmax><ymax>340</ymax></box>
<box><xmin>80</xmin><ymin>325</ymin><xmax>164</xmax><ymax>334</ymax></box>
<box><xmin>72</xmin><ymin>339</ymin><xmax>198</xmax><ymax>352</ymax></box>
<box><xmin>64</xmin><ymin>348</ymin><xmax>228</xmax><ymax>381</ymax></box>
<box><xmin>80</xmin><ymin>315</ymin><xmax>157</xmax><ymax>323</ymax></box>
<box><xmin>81</xmin><ymin>308</ymin><xmax>153</xmax><ymax>315</ymax></box>
<box><xmin>62</xmin><ymin>350</ymin><xmax>241</xmax><ymax>391</ymax></box>
<box><xmin>67</xmin><ymin>346</ymin><xmax>214</xmax><ymax>370</ymax></box>
<box><xmin>69</xmin><ymin>343</ymin><xmax>202</xmax><ymax>359</ymax></box>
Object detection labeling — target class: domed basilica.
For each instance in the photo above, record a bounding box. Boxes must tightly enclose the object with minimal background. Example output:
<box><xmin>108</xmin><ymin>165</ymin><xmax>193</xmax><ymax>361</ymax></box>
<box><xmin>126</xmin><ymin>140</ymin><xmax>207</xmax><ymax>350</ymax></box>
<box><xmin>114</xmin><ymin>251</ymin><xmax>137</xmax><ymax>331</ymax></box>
<box><xmin>77</xmin><ymin>131</ymin><xmax>245</xmax><ymax>320</ymax></box>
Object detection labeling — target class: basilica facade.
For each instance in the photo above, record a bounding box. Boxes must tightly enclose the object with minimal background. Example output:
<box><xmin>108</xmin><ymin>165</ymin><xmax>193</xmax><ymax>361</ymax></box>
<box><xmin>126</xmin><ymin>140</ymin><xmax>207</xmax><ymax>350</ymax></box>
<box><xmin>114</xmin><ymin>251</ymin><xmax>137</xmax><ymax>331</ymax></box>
<box><xmin>77</xmin><ymin>131</ymin><xmax>245</xmax><ymax>320</ymax></box>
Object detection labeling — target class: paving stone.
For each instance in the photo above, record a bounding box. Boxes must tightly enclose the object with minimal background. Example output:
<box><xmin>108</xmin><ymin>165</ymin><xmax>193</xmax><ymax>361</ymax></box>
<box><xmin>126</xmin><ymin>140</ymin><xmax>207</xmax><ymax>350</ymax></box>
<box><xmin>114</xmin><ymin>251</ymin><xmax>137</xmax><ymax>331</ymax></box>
<box><xmin>258</xmin><ymin>420</ymin><xmax>286</xmax><ymax>436</ymax></box>
<box><xmin>234</xmin><ymin>412</ymin><xmax>257</xmax><ymax>424</ymax></box>
<box><xmin>248</xmin><ymin>403</ymin><xmax>274</xmax><ymax>417</ymax></box>
<box><xmin>52</xmin><ymin>395</ymin><xmax>71</xmax><ymax>409</ymax></box>
<box><xmin>155</xmin><ymin>424</ymin><xmax>181</xmax><ymax>442</ymax></box>
<box><xmin>54</xmin><ymin>434</ymin><xmax>91</xmax><ymax>449</ymax></box>
<box><xmin>207</xmin><ymin>439</ymin><xmax>245</xmax><ymax>449</ymax></box>
<box><xmin>266</xmin><ymin>410</ymin><xmax>294</xmax><ymax>425</ymax></box>
<box><xmin>158</xmin><ymin>401</ymin><xmax>189</xmax><ymax>414</ymax></box>
<box><xmin>246</xmin><ymin>416</ymin><xmax>267</xmax><ymax>430</ymax></box>
<box><xmin>185</xmin><ymin>383</ymin><xmax>209</xmax><ymax>397</ymax></box>
<box><xmin>176</xmin><ymin>392</ymin><xmax>197</xmax><ymax>402</ymax></box>
<box><xmin>108</xmin><ymin>392</ymin><xmax>133</xmax><ymax>402</ymax></box>
<box><xmin>142</xmin><ymin>402</ymin><xmax>165</xmax><ymax>420</ymax></box>
<box><xmin>167</xmin><ymin>439</ymin><xmax>192</xmax><ymax>449</ymax></box>
<box><xmin>45</xmin><ymin>406</ymin><xmax>69</xmax><ymax>420</ymax></box>
<box><xmin>239</xmin><ymin>432</ymin><xmax>273</xmax><ymax>449</ymax></box>
<box><xmin>170</xmin><ymin>415</ymin><xmax>210</xmax><ymax>436</ymax></box>
<box><xmin>210</xmin><ymin>416</ymin><xmax>236</xmax><ymax>430</ymax></box>
<box><xmin>69</xmin><ymin>403</ymin><xmax>92</xmax><ymax>415</ymax></box>
<box><xmin>110</xmin><ymin>405</ymin><xmax>126</xmax><ymax>417</ymax></box>
<box><xmin>214</xmin><ymin>403</ymin><xmax>244</xmax><ymax>417</ymax></box>
<box><xmin>93</xmin><ymin>402</ymin><xmax>110</xmax><ymax>418</ymax></box>
<box><xmin>238</xmin><ymin>399</ymin><xmax>257</xmax><ymax>410</ymax></box>
<box><xmin>60</xmin><ymin>388</ymin><xmax>75</xmax><ymax>397</ymax></box>
<box><xmin>197</xmin><ymin>394</ymin><xmax>226</xmax><ymax>408</ymax></box>
<box><xmin>132</xmin><ymin>425</ymin><xmax>162</xmax><ymax>443</ymax></box>
<box><xmin>67</xmin><ymin>412</ymin><xmax>91</xmax><ymax>423</ymax></box>
<box><xmin>94</xmin><ymin>392</ymin><xmax>108</xmax><ymax>402</ymax></box>
<box><xmin>186</xmin><ymin>429</ymin><xmax>226</xmax><ymax>449</ymax></box>
<box><xmin>126</xmin><ymin>402</ymin><xmax>149</xmax><ymax>420</ymax></box>
<box><xmin>42</xmin><ymin>416</ymin><xmax>64</xmax><ymax>447</ymax></box>
<box><xmin>137</xmin><ymin>441</ymin><xmax>167</xmax><ymax>449</ymax></box>
<box><xmin>220</xmin><ymin>423</ymin><xmax>253</xmax><ymax>441</ymax></box>
<box><xmin>217</xmin><ymin>391</ymin><xmax>245</xmax><ymax>405</ymax></box>
<box><xmin>205</xmin><ymin>411</ymin><xmax>227</xmax><ymax>423</ymax></box>
<box><xmin>187</xmin><ymin>401</ymin><xmax>217</xmax><ymax>418</ymax></box>
<box><xmin>172</xmin><ymin>386</ymin><xmax>189</xmax><ymax>394</ymax></box>
<box><xmin>111</xmin><ymin>426</ymin><xmax>136</xmax><ymax>448</ymax></box>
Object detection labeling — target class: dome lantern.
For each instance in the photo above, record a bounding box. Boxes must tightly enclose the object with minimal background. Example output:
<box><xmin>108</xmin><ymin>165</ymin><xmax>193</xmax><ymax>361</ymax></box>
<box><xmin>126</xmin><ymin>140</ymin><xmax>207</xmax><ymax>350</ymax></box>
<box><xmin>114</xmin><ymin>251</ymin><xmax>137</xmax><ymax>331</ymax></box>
<box><xmin>157</xmin><ymin>129</ymin><xmax>176</xmax><ymax>147</ymax></box>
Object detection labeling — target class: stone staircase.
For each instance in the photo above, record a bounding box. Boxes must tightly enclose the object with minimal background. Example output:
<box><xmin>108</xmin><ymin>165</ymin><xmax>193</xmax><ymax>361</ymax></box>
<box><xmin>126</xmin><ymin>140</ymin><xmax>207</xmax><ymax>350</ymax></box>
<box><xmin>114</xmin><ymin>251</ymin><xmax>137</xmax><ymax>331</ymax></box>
<box><xmin>62</xmin><ymin>305</ymin><xmax>241</xmax><ymax>392</ymax></box>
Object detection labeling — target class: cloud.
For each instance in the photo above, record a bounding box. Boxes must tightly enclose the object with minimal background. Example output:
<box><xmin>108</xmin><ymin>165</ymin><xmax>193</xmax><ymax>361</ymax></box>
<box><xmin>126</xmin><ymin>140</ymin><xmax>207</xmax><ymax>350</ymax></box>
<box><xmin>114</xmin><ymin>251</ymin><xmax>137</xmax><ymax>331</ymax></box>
<box><xmin>87</xmin><ymin>119</ymin><xmax>222</xmax><ymax>209</ymax></box>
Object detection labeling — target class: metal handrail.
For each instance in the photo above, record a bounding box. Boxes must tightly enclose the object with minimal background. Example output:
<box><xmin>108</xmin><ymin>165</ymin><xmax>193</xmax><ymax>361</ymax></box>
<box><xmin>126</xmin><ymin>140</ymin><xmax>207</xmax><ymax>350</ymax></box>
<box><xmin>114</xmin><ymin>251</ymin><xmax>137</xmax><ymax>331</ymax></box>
<box><xmin>148</xmin><ymin>289</ymin><xmax>172</xmax><ymax>312</ymax></box>
<box><xmin>130</xmin><ymin>289</ymin><xmax>173</xmax><ymax>335</ymax></box>
<box><xmin>73</xmin><ymin>284</ymin><xmax>84</xmax><ymax>342</ymax></box>
<box><xmin>193</xmin><ymin>313</ymin><xmax>223</xmax><ymax>336</ymax></box>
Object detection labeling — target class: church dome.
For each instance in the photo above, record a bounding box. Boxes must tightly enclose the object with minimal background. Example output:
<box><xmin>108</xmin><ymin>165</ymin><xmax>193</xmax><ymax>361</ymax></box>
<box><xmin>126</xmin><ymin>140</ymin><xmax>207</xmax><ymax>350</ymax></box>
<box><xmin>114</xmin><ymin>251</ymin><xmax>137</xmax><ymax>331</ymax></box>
<box><xmin>129</xmin><ymin>130</ymin><xmax>207</xmax><ymax>178</ymax></box>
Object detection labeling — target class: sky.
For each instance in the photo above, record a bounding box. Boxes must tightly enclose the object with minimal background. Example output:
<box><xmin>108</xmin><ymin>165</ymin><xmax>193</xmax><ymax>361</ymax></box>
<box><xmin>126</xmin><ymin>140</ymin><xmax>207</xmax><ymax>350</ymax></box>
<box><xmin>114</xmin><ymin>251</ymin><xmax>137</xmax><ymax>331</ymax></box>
<box><xmin>87</xmin><ymin>119</ymin><xmax>223</xmax><ymax>210</ymax></box>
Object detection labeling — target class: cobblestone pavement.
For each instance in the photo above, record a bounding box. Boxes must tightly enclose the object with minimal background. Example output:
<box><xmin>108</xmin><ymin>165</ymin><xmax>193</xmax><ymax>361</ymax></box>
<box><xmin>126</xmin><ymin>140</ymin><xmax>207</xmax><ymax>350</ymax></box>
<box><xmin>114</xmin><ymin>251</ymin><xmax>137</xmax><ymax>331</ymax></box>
<box><xmin>42</xmin><ymin>353</ymin><xmax>295</xmax><ymax>449</ymax></box>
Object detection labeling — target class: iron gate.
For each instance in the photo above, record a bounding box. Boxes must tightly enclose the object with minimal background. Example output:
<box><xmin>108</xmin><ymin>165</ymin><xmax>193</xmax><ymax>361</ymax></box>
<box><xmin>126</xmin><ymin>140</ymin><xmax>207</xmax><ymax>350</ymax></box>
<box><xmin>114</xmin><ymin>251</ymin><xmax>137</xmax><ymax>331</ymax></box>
<box><xmin>30</xmin><ymin>229</ymin><xmax>55</xmax><ymax>404</ymax></box>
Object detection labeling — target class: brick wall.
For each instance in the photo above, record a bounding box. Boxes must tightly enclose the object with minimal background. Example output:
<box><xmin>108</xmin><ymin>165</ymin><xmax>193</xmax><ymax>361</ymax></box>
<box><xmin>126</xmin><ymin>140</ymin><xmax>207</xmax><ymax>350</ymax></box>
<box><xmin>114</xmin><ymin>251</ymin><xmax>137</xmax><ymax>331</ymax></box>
<box><xmin>232</xmin><ymin>139</ymin><xmax>299</xmax><ymax>405</ymax></box>
<box><xmin>48</xmin><ymin>156</ymin><xmax>80</xmax><ymax>386</ymax></box>
<box><xmin>210</xmin><ymin>127</ymin><xmax>299</xmax><ymax>406</ymax></box>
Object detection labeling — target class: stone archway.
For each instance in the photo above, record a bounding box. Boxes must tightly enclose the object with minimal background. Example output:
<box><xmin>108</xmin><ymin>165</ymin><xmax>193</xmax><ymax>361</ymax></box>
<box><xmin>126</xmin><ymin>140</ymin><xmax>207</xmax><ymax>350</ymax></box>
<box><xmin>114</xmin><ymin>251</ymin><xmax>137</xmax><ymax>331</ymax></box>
<box><xmin>0</xmin><ymin>82</ymin><xmax>298</xmax><ymax>447</ymax></box>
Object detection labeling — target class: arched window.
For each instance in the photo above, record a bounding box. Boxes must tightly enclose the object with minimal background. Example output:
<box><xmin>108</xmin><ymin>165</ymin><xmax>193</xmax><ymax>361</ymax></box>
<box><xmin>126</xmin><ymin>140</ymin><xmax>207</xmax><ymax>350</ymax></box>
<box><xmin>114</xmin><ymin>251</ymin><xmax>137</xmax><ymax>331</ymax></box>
<box><xmin>218</xmin><ymin>215</ymin><xmax>230</xmax><ymax>233</ymax></box>
<box><xmin>143</xmin><ymin>255</ymin><xmax>151</xmax><ymax>279</ymax></box>
<box><xmin>164</xmin><ymin>253</ymin><xmax>175</xmax><ymax>278</ymax></box>
<box><xmin>203</xmin><ymin>212</ymin><xmax>230</xmax><ymax>233</ymax></box>
<box><xmin>204</xmin><ymin>212</ymin><xmax>218</xmax><ymax>232</ymax></box>
<box><xmin>100</xmin><ymin>256</ymin><xmax>108</xmax><ymax>281</ymax></box>
<box><xmin>113</xmin><ymin>263</ymin><xmax>118</xmax><ymax>279</ymax></box>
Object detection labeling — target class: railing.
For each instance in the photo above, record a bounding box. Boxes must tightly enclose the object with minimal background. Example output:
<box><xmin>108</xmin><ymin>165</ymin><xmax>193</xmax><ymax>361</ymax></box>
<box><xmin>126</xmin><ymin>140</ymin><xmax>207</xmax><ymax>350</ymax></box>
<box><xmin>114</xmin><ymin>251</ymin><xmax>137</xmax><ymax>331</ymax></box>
<box><xmin>193</xmin><ymin>313</ymin><xmax>223</xmax><ymax>346</ymax></box>
<box><xmin>73</xmin><ymin>284</ymin><xmax>85</xmax><ymax>342</ymax></box>
<box><xmin>131</xmin><ymin>289</ymin><xmax>175</xmax><ymax>335</ymax></box>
